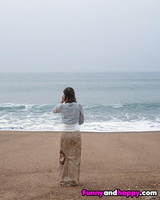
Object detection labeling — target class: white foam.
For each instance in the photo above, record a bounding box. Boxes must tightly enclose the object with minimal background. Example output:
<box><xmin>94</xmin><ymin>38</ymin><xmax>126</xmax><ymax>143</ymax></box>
<box><xmin>1</xmin><ymin>119</ymin><xmax>160</xmax><ymax>132</ymax></box>
<box><xmin>1</xmin><ymin>103</ymin><xmax>160</xmax><ymax>132</ymax></box>
<box><xmin>81</xmin><ymin>120</ymin><xmax>160</xmax><ymax>132</ymax></box>
<box><xmin>110</xmin><ymin>103</ymin><xmax>124</xmax><ymax>108</ymax></box>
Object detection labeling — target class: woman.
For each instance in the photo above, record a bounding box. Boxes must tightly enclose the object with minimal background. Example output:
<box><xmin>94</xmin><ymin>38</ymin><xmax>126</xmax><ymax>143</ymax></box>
<box><xmin>53</xmin><ymin>87</ymin><xmax>84</xmax><ymax>186</ymax></box>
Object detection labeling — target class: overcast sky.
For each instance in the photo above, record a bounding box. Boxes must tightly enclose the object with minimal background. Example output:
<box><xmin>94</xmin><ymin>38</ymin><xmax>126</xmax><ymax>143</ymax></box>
<box><xmin>0</xmin><ymin>0</ymin><xmax>160</xmax><ymax>72</ymax></box>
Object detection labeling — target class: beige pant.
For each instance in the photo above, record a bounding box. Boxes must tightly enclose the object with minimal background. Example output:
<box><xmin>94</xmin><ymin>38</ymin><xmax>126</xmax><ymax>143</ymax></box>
<box><xmin>59</xmin><ymin>131</ymin><xmax>82</xmax><ymax>186</ymax></box>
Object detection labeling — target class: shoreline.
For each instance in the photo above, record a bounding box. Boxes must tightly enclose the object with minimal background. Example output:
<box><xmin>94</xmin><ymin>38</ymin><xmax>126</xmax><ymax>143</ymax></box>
<box><xmin>1</xmin><ymin>130</ymin><xmax>160</xmax><ymax>134</ymax></box>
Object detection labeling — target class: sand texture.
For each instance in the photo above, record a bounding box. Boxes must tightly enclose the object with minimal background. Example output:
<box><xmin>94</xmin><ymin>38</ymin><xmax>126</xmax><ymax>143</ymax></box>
<box><xmin>0</xmin><ymin>131</ymin><xmax>160</xmax><ymax>200</ymax></box>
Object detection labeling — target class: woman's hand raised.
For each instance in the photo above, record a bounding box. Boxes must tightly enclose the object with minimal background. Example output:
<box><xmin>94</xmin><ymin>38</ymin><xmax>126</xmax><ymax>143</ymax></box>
<box><xmin>60</xmin><ymin>95</ymin><xmax>65</xmax><ymax>103</ymax></box>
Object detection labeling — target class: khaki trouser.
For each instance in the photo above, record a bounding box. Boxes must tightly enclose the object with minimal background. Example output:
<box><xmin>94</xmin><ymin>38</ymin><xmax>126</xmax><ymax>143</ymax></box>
<box><xmin>59</xmin><ymin>131</ymin><xmax>82</xmax><ymax>186</ymax></box>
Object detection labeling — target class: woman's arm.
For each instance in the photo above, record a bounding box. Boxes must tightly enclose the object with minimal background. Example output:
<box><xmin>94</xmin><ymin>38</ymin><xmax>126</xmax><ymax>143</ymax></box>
<box><xmin>53</xmin><ymin>104</ymin><xmax>62</xmax><ymax>113</ymax></box>
<box><xmin>53</xmin><ymin>96</ymin><xmax>65</xmax><ymax>113</ymax></box>
<box><xmin>78</xmin><ymin>104</ymin><xmax>84</xmax><ymax>125</ymax></box>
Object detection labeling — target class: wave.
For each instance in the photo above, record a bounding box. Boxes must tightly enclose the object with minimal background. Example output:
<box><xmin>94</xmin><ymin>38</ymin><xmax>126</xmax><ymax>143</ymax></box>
<box><xmin>0</xmin><ymin>103</ymin><xmax>52</xmax><ymax>113</ymax></box>
<box><xmin>0</xmin><ymin>102</ymin><xmax>160</xmax><ymax>132</ymax></box>
<box><xmin>84</xmin><ymin>102</ymin><xmax>160</xmax><ymax>110</ymax></box>
<box><xmin>1</xmin><ymin>119</ymin><xmax>160</xmax><ymax>132</ymax></box>
<box><xmin>1</xmin><ymin>102</ymin><xmax>160</xmax><ymax>110</ymax></box>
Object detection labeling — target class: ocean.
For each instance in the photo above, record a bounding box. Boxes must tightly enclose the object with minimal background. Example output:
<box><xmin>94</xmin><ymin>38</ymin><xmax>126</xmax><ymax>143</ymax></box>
<box><xmin>0</xmin><ymin>72</ymin><xmax>160</xmax><ymax>132</ymax></box>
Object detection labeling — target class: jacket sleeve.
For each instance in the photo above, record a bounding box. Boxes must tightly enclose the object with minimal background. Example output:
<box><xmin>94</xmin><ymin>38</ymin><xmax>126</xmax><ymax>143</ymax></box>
<box><xmin>53</xmin><ymin>104</ymin><xmax>63</xmax><ymax>113</ymax></box>
<box><xmin>78</xmin><ymin>104</ymin><xmax>84</xmax><ymax>125</ymax></box>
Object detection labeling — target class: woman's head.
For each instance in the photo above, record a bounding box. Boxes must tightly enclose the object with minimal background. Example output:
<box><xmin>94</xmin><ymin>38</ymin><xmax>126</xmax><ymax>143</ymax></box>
<box><xmin>63</xmin><ymin>87</ymin><xmax>76</xmax><ymax>103</ymax></box>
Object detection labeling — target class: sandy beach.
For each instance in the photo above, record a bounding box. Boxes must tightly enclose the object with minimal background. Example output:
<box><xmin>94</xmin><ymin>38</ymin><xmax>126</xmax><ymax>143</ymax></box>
<box><xmin>0</xmin><ymin>131</ymin><xmax>160</xmax><ymax>200</ymax></box>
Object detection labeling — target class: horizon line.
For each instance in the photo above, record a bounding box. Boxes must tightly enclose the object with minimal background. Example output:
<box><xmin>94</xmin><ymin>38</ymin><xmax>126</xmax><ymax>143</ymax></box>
<box><xmin>1</xmin><ymin>71</ymin><xmax>160</xmax><ymax>73</ymax></box>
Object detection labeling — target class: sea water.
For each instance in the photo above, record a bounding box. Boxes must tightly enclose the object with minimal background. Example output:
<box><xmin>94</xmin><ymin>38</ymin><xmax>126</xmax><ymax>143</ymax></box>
<box><xmin>0</xmin><ymin>72</ymin><xmax>160</xmax><ymax>132</ymax></box>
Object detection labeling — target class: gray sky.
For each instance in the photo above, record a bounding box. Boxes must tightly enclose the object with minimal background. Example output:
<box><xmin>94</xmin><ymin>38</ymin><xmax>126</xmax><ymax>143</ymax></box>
<box><xmin>0</xmin><ymin>0</ymin><xmax>160</xmax><ymax>72</ymax></box>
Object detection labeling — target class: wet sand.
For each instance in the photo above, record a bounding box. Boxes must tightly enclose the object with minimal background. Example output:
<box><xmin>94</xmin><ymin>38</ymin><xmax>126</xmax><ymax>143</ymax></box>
<box><xmin>0</xmin><ymin>131</ymin><xmax>160</xmax><ymax>200</ymax></box>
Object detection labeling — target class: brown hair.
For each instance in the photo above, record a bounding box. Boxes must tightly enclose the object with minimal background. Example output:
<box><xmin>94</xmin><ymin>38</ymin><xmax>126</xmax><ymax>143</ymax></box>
<box><xmin>63</xmin><ymin>87</ymin><xmax>77</xmax><ymax>103</ymax></box>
